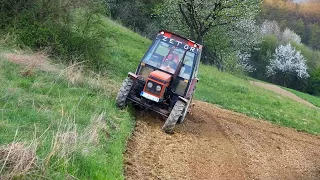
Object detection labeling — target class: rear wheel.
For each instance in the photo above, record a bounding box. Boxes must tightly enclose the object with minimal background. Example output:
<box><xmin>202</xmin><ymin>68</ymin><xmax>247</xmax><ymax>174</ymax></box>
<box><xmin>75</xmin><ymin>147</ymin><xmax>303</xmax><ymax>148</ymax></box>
<box><xmin>116</xmin><ymin>77</ymin><xmax>133</xmax><ymax>109</ymax></box>
<box><xmin>162</xmin><ymin>100</ymin><xmax>186</xmax><ymax>134</ymax></box>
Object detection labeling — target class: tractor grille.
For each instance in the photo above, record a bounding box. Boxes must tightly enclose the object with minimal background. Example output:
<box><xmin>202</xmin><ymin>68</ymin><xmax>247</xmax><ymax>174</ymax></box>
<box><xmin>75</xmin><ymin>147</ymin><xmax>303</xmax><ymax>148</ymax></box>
<box><xmin>145</xmin><ymin>80</ymin><xmax>162</xmax><ymax>96</ymax></box>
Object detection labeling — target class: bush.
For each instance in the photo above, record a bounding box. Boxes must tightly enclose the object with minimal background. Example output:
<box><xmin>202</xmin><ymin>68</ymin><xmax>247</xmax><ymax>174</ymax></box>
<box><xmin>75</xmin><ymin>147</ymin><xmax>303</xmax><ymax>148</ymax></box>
<box><xmin>1</xmin><ymin>0</ymin><xmax>107</xmax><ymax>70</ymax></box>
<box><xmin>307</xmin><ymin>68</ymin><xmax>320</xmax><ymax>95</ymax></box>
<box><xmin>249</xmin><ymin>35</ymin><xmax>279</xmax><ymax>81</ymax></box>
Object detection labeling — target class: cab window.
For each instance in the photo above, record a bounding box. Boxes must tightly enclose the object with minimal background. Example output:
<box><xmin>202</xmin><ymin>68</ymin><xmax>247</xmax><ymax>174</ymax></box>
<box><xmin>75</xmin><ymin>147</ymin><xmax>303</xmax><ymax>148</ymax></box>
<box><xmin>178</xmin><ymin>51</ymin><xmax>195</xmax><ymax>80</ymax></box>
<box><xmin>142</xmin><ymin>40</ymin><xmax>171</xmax><ymax>68</ymax></box>
<box><xmin>142</xmin><ymin>39</ymin><xmax>195</xmax><ymax>77</ymax></box>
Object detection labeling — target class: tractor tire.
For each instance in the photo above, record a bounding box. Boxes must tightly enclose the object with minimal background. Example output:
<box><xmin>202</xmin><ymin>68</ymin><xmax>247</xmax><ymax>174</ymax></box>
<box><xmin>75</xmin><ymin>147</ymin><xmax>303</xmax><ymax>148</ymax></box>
<box><xmin>162</xmin><ymin>100</ymin><xmax>186</xmax><ymax>134</ymax></box>
<box><xmin>116</xmin><ymin>77</ymin><xmax>133</xmax><ymax>109</ymax></box>
<box><xmin>177</xmin><ymin>95</ymin><xmax>193</xmax><ymax>124</ymax></box>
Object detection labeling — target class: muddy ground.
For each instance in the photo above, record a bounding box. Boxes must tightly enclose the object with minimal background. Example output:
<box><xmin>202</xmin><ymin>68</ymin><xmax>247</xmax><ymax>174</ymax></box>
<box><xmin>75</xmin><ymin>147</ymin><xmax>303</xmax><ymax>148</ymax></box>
<box><xmin>125</xmin><ymin>101</ymin><xmax>320</xmax><ymax>180</ymax></box>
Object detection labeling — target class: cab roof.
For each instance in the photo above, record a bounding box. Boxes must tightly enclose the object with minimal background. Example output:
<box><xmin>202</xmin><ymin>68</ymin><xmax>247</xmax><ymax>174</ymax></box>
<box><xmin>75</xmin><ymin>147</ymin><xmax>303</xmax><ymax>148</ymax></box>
<box><xmin>158</xmin><ymin>30</ymin><xmax>203</xmax><ymax>49</ymax></box>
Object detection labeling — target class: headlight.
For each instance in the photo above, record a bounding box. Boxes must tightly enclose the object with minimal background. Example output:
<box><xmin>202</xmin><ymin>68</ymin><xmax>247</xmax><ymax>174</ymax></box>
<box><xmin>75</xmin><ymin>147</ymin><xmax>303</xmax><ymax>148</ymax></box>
<box><xmin>156</xmin><ymin>85</ymin><xmax>162</xmax><ymax>92</ymax></box>
<box><xmin>147</xmin><ymin>82</ymin><xmax>153</xmax><ymax>88</ymax></box>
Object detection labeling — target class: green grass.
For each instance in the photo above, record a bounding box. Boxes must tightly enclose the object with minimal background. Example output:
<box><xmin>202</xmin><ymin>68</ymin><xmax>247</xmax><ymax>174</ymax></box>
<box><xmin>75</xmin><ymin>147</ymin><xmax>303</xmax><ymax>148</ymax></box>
<box><xmin>1</xmin><ymin>14</ymin><xmax>320</xmax><ymax>179</ymax></box>
<box><xmin>95</xmin><ymin>18</ymin><xmax>150</xmax><ymax>81</ymax></box>
<box><xmin>0</xmin><ymin>58</ymin><xmax>134</xmax><ymax>179</ymax></box>
<box><xmin>284</xmin><ymin>88</ymin><xmax>320</xmax><ymax>108</ymax></box>
<box><xmin>76</xmin><ymin>16</ymin><xmax>320</xmax><ymax>135</ymax></box>
<box><xmin>93</xmin><ymin>18</ymin><xmax>320</xmax><ymax>134</ymax></box>
<box><xmin>196</xmin><ymin>65</ymin><xmax>320</xmax><ymax>134</ymax></box>
<box><xmin>0</xmin><ymin>15</ymin><xmax>149</xmax><ymax>180</ymax></box>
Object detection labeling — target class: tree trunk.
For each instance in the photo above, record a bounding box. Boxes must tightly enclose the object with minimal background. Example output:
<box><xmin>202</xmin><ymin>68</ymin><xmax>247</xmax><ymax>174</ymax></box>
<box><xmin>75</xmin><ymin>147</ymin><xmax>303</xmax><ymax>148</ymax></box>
<box><xmin>196</xmin><ymin>35</ymin><xmax>203</xmax><ymax>44</ymax></box>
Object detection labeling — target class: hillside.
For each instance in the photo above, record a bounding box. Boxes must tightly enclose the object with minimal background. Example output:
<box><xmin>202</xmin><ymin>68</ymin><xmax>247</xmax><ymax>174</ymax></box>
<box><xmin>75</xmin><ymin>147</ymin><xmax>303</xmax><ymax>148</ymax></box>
<box><xmin>0</xmin><ymin>50</ymin><xmax>134</xmax><ymax>179</ymax></box>
<box><xmin>90</xmin><ymin>18</ymin><xmax>320</xmax><ymax>135</ymax></box>
<box><xmin>98</xmin><ymin>18</ymin><xmax>320</xmax><ymax>135</ymax></box>
<box><xmin>1</xmin><ymin>17</ymin><xmax>320</xmax><ymax>179</ymax></box>
<box><xmin>262</xmin><ymin>0</ymin><xmax>320</xmax><ymax>49</ymax></box>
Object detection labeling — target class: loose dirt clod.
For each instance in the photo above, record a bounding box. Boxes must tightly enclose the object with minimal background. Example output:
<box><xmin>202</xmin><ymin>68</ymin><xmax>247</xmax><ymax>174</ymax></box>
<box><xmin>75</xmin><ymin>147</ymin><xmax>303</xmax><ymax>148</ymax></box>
<box><xmin>125</xmin><ymin>101</ymin><xmax>320</xmax><ymax>180</ymax></box>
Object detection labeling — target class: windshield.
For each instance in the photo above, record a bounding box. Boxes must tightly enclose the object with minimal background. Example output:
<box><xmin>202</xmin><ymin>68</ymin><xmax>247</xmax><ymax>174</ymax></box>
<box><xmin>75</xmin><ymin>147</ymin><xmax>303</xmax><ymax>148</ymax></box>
<box><xmin>142</xmin><ymin>40</ymin><xmax>195</xmax><ymax>79</ymax></box>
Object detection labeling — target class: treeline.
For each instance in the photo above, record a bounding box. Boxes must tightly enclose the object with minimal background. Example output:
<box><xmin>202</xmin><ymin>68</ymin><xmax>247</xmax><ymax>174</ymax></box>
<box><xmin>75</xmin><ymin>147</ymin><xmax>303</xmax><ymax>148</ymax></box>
<box><xmin>247</xmin><ymin>0</ymin><xmax>320</xmax><ymax>95</ymax></box>
<box><xmin>260</xmin><ymin>0</ymin><xmax>320</xmax><ymax>50</ymax></box>
<box><xmin>107</xmin><ymin>0</ymin><xmax>163</xmax><ymax>38</ymax></box>
<box><xmin>1</xmin><ymin>0</ymin><xmax>262</xmax><ymax>70</ymax></box>
<box><xmin>250</xmin><ymin>32</ymin><xmax>320</xmax><ymax>95</ymax></box>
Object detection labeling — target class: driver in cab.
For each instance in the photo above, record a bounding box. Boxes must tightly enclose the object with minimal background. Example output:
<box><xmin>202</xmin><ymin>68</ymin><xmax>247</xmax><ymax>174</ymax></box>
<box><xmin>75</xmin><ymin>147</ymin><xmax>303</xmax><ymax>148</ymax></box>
<box><xmin>160</xmin><ymin>53</ymin><xmax>179</xmax><ymax>74</ymax></box>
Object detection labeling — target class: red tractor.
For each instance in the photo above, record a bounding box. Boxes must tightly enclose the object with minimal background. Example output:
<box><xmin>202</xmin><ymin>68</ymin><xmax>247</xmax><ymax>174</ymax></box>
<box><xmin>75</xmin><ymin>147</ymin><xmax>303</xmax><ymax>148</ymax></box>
<box><xmin>116</xmin><ymin>30</ymin><xmax>202</xmax><ymax>134</ymax></box>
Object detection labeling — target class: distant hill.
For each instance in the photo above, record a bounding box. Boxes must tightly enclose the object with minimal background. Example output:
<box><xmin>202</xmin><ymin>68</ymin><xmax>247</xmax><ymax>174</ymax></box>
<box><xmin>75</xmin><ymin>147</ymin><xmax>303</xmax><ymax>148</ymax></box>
<box><xmin>261</xmin><ymin>0</ymin><xmax>320</xmax><ymax>50</ymax></box>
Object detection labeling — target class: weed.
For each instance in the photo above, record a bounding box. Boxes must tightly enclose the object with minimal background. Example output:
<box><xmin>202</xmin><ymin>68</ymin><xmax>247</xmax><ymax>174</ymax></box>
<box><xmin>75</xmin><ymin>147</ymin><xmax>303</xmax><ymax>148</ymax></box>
<box><xmin>0</xmin><ymin>129</ymin><xmax>37</xmax><ymax>179</ymax></box>
<box><xmin>64</xmin><ymin>61</ymin><xmax>85</xmax><ymax>86</ymax></box>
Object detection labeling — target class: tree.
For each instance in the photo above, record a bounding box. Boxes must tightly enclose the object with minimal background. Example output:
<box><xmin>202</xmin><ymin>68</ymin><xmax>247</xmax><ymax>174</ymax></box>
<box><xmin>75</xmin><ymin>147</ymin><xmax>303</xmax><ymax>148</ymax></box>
<box><xmin>258</xmin><ymin>0</ymin><xmax>320</xmax><ymax>50</ymax></box>
<box><xmin>249</xmin><ymin>35</ymin><xmax>279</xmax><ymax>81</ymax></box>
<box><xmin>236</xmin><ymin>52</ymin><xmax>256</xmax><ymax>73</ymax></box>
<box><xmin>307</xmin><ymin>67</ymin><xmax>320</xmax><ymax>95</ymax></box>
<box><xmin>225</xmin><ymin>19</ymin><xmax>262</xmax><ymax>71</ymax></box>
<box><xmin>106</xmin><ymin>0</ymin><xmax>163</xmax><ymax>37</ymax></box>
<box><xmin>267</xmin><ymin>43</ymin><xmax>309</xmax><ymax>86</ymax></box>
<box><xmin>229</xmin><ymin>19</ymin><xmax>262</xmax><ymax>53</ymax></box>
<box><xmin>156</xmin><ymin>0</ymin><xmax>262</xmax><ymax>71</ymax></box>
<box><xmin>260</xmin><ymin>20</ymin><xmax>281</xmax><ymax>38</ymax></box>
<box><xmin>281</xmin><ymin>28</ymin><xmax>301</xmax><ymax>44</ymax></box>
<box><xmin>309</xmin><ymin>23</ymin><xmax>320</xmax><ymax>50</ymax></box>
<box><xmin>157</xmin><ymin>0</ymin><xmax>261</xmax><ymax>43</ymax></box>
<box><xmin>204</xmin><ymin>18</ymin><xmax>262</xmax><ymax>70</ymax></box>
<box><xmin>292</xmin><ymin>19</ymin><xmax>306</xmax><ymax>43</ymax></box>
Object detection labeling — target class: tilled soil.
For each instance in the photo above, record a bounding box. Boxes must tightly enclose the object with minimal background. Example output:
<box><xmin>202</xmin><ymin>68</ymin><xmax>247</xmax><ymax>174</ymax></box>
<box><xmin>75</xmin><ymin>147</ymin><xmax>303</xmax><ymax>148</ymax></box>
<box><xmin>125</xmin><ymin>101</ymin><xmax>320</xmax><ymax>180</ymax></box>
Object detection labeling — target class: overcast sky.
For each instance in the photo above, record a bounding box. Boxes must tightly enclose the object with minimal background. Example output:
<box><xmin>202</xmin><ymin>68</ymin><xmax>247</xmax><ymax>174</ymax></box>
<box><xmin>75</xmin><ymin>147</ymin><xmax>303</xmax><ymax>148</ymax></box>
<box><xmin>293</xmin><ymin>0</ymin><xmax>308</xmax><ymax>2</ymax></box>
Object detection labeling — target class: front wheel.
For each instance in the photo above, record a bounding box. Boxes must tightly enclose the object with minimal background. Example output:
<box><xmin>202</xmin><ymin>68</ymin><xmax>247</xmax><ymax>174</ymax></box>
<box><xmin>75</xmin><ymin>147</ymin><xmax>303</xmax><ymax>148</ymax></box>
<box><xmin>177</xmin><ymin>95</ymin><xmax>193</xmax><ymax>124</ymax></box>
<box><xmin>116</xmin><ymin>77</ymin><xmax>133</xmax><ymax>109</ymax></box>
<box><xmin>162</xmin><ymin>100</ymin><xmax>186</xmax><ymax>134</ymax></box>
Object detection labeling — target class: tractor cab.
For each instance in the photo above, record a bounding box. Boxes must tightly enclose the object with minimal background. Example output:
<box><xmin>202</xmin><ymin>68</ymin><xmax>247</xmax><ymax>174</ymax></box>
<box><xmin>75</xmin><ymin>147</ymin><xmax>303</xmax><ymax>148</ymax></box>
<box><xmin>116</xmin><ymin>30</ymin><xmax>202</xmax><ymax>134</ymax></box>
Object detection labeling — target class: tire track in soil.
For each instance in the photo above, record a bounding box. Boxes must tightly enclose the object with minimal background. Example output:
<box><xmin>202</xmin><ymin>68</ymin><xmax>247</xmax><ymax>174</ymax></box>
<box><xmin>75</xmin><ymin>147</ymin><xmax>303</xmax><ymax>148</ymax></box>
<box><xmin>125</xmin><ymin>101</ymin><xmax>320</xmax><ymax>180</ymax></box>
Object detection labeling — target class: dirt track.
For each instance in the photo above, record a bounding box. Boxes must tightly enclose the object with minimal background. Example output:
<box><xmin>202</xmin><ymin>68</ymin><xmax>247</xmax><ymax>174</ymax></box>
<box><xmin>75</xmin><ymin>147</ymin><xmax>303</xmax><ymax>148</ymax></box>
<box><xmin>250</xmin><ymin>81</ymin><xmax>316</xmax><ymax>108</ymax></box>
<box><xmin>125</xmin><ymin>101</ymin><xmax>320</xmax><ymax>180</ymax></box>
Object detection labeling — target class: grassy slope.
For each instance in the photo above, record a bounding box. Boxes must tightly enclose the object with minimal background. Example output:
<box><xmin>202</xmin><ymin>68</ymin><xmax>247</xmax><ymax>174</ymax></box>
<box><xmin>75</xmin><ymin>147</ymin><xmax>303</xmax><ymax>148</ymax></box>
<box><xmin>97</xmin><ymin>19</ymin><xmax>150</xmax><ymax>81</ymax></box>
<box><xmin>0</xmin><ymin>17</ymin><xmax>150</xmax><ymax>179</ymax></box>
<box><xmin>0</xmin><ymin>56</ymin><xmax>134</xmax><ymax>179</ymax></box>
<box><xmin>285</xmin><ymin>88</ymin><xmax>320</xmax><ymax>108</ymax></box>
<box><xmin>196</xmin><ymin>66</ymin><xmax>320</xmax><ymax>134</ymax></box>
<box><xmin>99</xmin><ymin>18</ymin><xmax>320</xmax><ymax>135</ymax></box>
<box><xmin>1</xmin><ymin>15</ymin><xmax>320</xmax><ymax>179</ymax></box>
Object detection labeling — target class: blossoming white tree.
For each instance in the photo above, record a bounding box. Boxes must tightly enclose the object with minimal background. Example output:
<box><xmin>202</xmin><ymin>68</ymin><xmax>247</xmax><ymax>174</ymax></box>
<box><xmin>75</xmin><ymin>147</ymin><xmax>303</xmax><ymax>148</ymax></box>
<box><xmin>260</xmin><ymin>20</ymin><xmax>281</xmax><ymax>38</ymax></box>
<box><xmin>260</xmin><ymin>21</ymin><xmax>301</xmax><ymax>44</ymax></box>
<box><xmin>231</xmin><ymin>19</ymin><xmax>262</xmax><ymax>52</ymax></box>
<box><xmin>236</xmin><ymin>51</ymin><xmax>256</xmax><ymax>72</ymax></box>
<box><xmin>267</xmin><ymin>43</ymin><xmax>309</xmax><ymax>85</ymax></box>
<box><xmin>231</xmin><ymin>19</ymin><xmax>261</xmax><ymax>72</ymax></box>
<box><xmin>281</xmin><ymin>28</ymin><xmax>301</xmax><ymax>44</ymax></box>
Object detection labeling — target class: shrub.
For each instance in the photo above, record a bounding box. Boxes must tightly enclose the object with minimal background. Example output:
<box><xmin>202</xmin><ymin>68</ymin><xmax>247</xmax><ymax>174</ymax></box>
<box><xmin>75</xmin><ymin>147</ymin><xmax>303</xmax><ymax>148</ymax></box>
<box><xmin>1</xmin><ymin>0</ymin><xmax>107</xmax><ymax>70</ymax></box>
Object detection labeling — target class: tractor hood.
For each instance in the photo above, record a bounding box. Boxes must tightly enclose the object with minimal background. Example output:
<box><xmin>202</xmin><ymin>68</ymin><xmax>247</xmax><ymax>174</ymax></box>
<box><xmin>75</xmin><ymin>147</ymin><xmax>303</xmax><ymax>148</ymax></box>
<box><xmin>149</xmin><ymin>70</ymin><xmax>172</xmax><ymax>85</ymax></box>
